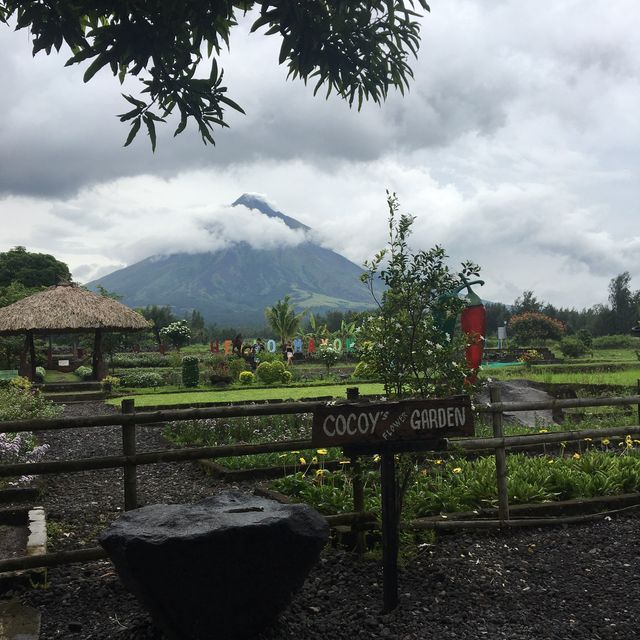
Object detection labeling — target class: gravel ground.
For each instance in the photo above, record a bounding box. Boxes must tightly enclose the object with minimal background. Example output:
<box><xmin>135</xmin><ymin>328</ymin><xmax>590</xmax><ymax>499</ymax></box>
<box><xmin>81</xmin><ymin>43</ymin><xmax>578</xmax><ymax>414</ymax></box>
<box><xmin>5</xmin><ymin>401</ymin><xmax>640</xmax><ymax>639</ymax></box>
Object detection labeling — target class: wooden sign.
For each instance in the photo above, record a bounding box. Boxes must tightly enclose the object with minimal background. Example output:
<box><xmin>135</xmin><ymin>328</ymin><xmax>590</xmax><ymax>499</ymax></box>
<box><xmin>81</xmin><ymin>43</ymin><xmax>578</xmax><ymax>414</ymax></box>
<box><xmin>312</xmin><ymin>396</ymin><xmax>473</xmax><ymax>447</ymax></box>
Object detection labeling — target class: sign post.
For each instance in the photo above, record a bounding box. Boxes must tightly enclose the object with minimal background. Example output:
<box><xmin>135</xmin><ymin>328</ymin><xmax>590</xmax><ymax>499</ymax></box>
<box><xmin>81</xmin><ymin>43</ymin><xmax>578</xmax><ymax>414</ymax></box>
<box><xmin>312</xmin><ymin>396</ymin><xmax>474</xmax><ymax>611</ymax></box>
<box><xmin>380</xmin><ymin>450</ymin><xmax>398</xmax><ymax>612</ymax></box>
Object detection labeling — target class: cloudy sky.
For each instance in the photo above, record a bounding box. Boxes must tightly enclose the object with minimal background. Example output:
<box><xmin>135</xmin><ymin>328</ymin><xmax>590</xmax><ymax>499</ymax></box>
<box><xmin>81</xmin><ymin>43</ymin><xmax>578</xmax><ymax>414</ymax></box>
<box><xmin>1</xmin><ymin>1</ymin><xmax>639</xmax><ymax>309</ymax></box>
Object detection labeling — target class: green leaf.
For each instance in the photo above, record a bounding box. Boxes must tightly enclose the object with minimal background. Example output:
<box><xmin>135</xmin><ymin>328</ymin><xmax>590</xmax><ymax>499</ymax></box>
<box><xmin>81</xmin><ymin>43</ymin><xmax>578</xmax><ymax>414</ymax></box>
<box><xmin>122</xmin><ymin>94</ymin><xmax>146</xmax><ymax>108</ymax></box>
<box><xmin>83</xmin><ymin>53</ymin><xmax>110</xmax><ymax>83</ymax></box>
<box><xmin>123</xmin><ymin>117</ymin><xmax>141</xmax><ymax>147</ymax></box>
<box><xmin>218</xmin><ymin>95</ymin><xmax>246</xmax><ymax>114</ymax></box>
<box><xmin>144</xmin><ymin>115</ymin><xmax>157</xmax><ymax>152</ymax></box>
<box><xmin>174</xmin><ymin>116</ymin><xmax>188</xmax><ymax>137</ymax></box>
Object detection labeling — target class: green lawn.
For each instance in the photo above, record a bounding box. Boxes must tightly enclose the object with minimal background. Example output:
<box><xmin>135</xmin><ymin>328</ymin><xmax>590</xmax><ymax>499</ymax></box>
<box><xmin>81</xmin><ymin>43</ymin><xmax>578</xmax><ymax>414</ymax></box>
<box><xmin>484</xmin><ymin>365</ymin><xmax>640</xmax><ymax>387</ymax></box>
<box><xmin>43</xmin><ymin>370</ymin><xmax>78</xmax><ymax>383</ymax></box>
<box><xmin>107</xmin><ymin>382</ymin><xmax>386</xmax><ymax>407</ymax></box>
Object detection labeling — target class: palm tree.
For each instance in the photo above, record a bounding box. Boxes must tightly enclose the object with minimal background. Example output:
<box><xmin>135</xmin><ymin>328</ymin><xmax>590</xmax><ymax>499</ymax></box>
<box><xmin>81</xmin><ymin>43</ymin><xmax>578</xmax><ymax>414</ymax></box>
<box><xmin>265</xmin><ymin>296</ymin><xmax>306</xmax><ymax>346</ymax></box>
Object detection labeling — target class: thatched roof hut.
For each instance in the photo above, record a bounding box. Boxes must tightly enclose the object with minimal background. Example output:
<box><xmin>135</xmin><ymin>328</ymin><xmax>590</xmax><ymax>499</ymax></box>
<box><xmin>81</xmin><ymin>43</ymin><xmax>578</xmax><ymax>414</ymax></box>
<box><xmin>0</xmin><ymin>283</ymin><xmax>151</xmax><ymax>380</ymax></box>
<box><xmin>0</xmin><ymin>284</ymin><xmax>150</xmax><ymax>335</ymax></box>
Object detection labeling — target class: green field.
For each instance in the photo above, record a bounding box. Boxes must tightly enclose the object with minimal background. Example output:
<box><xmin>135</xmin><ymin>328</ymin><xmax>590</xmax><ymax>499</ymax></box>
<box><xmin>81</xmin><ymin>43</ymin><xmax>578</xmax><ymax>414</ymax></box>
<box><xmin>107</xmin><ymin>382</ymin><xmax>386</xmax><ymax>407</ymax></box>
<box><xmin>484</xmin><ymin>365</ymin><xmax>640</xmax><ymax>388</ymax></box>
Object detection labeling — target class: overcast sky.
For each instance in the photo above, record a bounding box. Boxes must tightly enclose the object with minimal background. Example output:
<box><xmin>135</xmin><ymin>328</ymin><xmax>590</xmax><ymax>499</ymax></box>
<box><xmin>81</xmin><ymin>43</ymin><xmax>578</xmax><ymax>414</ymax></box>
<box><xmin>1</xmin><ymin>1</ymin><xmax>639</xmax><ymax>309</ymax></box>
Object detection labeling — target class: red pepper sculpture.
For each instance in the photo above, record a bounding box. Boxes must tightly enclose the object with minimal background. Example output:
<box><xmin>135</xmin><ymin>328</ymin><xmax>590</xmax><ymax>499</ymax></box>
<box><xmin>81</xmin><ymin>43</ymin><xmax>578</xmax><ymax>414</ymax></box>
<box><xmin>460</xmin><ymin>278</ymin><xmax>486</xmax><ymax>384</ymax></box>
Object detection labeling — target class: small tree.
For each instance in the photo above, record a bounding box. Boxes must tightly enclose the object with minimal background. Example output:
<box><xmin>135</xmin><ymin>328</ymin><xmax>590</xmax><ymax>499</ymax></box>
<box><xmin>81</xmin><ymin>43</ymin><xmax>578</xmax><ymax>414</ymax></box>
<box><xmin>181</xmin><ymin>356</ymin><xmax>200</xmax><ymax>387</ymax></box>
<box><xmin>317</xmin><ymin>344</ymin><xmax>340</xmax><ymax>373</ymax></box>
<box><xmin>160</xmin><ymin>320</ymin><xmax>191</xmax><ymax>351</ymax></box>
<box><xmin>265</xmin><ymin>297</ymin><xmax>306</xmax><ymax>347</ymax></box>
<box><xmin>509</xmin><ymin>312</ymin><xmax>565</xmax><ymax>346</ymax></box>
<box><xmin>359</xmin><ymin>193</ymin><xmax>480</xmax><ymax>399</ymax></box>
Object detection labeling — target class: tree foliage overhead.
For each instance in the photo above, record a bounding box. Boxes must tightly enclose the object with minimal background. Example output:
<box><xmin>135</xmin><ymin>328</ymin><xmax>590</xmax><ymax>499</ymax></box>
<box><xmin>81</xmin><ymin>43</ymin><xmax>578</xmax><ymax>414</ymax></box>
<box><xmin>0</xmin><ymin>246</ymin><xmax>71</xmax><ymax>289</ymax></box>
<box><xmin>0</xmin><ymin>1</ymin><xmax>430</xmax><ymax>149</ymax></box>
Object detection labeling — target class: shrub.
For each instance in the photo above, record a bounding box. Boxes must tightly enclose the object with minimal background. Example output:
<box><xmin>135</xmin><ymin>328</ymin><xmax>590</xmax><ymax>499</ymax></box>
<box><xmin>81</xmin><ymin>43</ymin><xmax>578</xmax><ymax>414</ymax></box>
<box><xmin>0</xmin><ymin>385</ymin><xmax>62</xmax><ymax>421</ymax></box>
<box><xmin>101</xmin><ymin>375</ymin><xmax>120</xmax><ymax>391</ymax></box>
<box><xmin>281</xmin><ymin>370</ymin><xmax>292</xmax><ymax>384</ymax></box>
<box><xmin>34</xmin><ymin>367</ymin><xmax>46</xmax><ymax>383</ymax></box>
<box><xmin>575</xmin><ymin>329</ymin><xmax>593</xmax><ymax>350</ymax></box>
<box><xmin>509</xmin><ymin>312</ymin><xmax>565</xmax><ymax>345</ymax></box>
<box><xmin>256</xmin><ymin>361</ymin><xmax>289</xmax><ymax>385</ymax></box>
<box><xmin>317</xmin><ymin>344</ymin><xmax>340</xmax><ymax>372</ymax></box>
<box><xmin>353</xmin><ymin>361</ymin><xmax>372</xmax><ymax>379</ymax></box>
<box><xmin>559</xmin><ymin>337</ymin><xmax>589</xmax><ymax>359</ymax></box>
<box><xmin>239</xmin><ymin>370</ymin><xmax>255</xmax><ymax>385</ymax></box>
<box><xmin>9</xmin><ymin>376</ymin><xmax>32</xmax><ymax>390</ymax></box>
<box><xmin>517</xmin><ymin>349</ymin><xmax>542</xmax><ymax>367</ymax></box>
<box><xmin>181</xmin><ymin>356</ymin><xmax>200</xmax><ymax>387</ymax></box>
<box><xmin>206</xmin><ymin>353</ymin><xmax>231</xmax><ymax>384</ymax></box>
<box><xmin>228</xmin><ymin>356</ymin><xmax>249</xmax><ymax>380</ymax></box>
<box><xmin>592</xmin><ymin>334</ymin><xmax>637</xmax><ymax>349</ymax></box>
<box><xmin>159</xmin><ymin>320</ymin><xmax>191</xmax><ymax>350</ymax></box>
<box><xmin>74</xmin><ymin>366</ymin><xmax>93</xmax><ymax>381</ymax></box>
<box><xmin>162</xmin><ymin>370</ymin><xmax>183</xmax><ymax>386</ymax></box>
<box><xmin>111</xmin><ymin>352</ymin><xmax>168</xmax><ymax>368</ymax></box>
<box><xmin>119</xmin><ymin>370</ymin><xmax>163</xmax><ymax>388</ymax></box>
<box><xmin>253</xmin><ymin>349</ymin><xmax>280</xmax><ymax>364</ymax></box>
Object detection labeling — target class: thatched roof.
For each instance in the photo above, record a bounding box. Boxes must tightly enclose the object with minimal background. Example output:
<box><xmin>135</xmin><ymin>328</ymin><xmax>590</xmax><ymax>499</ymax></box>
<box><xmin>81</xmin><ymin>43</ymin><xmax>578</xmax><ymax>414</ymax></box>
<box><xmin>0</xmin><ymin>284</ymin><xmax>152</xmax><ymax>335</ymax></box>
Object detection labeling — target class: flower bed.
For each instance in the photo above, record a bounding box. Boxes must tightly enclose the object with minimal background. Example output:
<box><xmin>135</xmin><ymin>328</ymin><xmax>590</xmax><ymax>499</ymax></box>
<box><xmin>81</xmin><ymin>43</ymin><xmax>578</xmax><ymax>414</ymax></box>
<box><xmin>272</xmin><ymin>442</ymin><xmax>640</xmax><ymax>518</ymax></box>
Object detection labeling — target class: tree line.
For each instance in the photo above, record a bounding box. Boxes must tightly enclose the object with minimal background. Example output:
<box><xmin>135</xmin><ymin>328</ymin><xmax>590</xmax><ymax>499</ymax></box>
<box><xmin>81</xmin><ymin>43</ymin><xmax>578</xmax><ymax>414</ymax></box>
<box><xmin>485</xmin><ymin>272</ymin><xmax>640</xmax><ymax>338</ymax></box>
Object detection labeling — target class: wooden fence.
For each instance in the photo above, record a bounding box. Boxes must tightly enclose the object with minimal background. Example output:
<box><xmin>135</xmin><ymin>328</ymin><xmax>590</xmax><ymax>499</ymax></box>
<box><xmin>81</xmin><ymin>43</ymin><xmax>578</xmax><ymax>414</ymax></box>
<box><xmin>2</xmin><ymin>388</ymin><xmax>640</xmax><ymax>574</ymax></box>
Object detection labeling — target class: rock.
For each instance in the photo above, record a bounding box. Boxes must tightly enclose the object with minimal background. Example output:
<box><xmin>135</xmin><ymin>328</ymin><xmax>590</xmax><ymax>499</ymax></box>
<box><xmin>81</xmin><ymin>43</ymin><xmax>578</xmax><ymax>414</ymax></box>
<box><xmin>99</xmin><ymin>491</ymin><xmax>329</xmax><ymax>640</ymax></box>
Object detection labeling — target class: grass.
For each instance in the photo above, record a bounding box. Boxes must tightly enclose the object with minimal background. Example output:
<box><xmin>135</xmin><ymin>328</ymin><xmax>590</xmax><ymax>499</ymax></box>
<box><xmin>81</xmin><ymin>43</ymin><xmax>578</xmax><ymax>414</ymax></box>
<box><xmin>485</xmin><ymin>366</ymin><xmax>640</xmax><ymax>388</ymax></box>
<box><xmin>107</xmin><ymin>382</ymin><xmax>386</xmax><ymax>407</ymax></box>
<box><xmin>43</xmin><ymin>371</ymin><xmax>78</xmax><ymax>383</ymax></box>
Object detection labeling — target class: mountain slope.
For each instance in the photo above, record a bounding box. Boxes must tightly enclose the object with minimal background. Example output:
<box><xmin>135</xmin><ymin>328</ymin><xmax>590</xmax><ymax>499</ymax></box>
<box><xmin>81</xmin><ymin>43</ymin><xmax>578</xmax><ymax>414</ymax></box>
<box><xmin>88</xmin><ymin>196</ymin><xmax>375</xmax><ymax>325</ymax></box>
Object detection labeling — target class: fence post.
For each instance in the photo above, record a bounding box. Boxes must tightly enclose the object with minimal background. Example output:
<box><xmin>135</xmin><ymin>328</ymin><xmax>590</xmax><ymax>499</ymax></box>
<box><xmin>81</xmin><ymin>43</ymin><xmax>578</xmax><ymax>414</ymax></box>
<box><xmin>121</xmin><ymin>398</ymin><xmax>137</xmax><ymax>511</ymax></box>
<box><xmin>350</xmin><ymin>455</ymin><xmax>365</xmax><ymax>557</ymax></box>
<box><xmin>489</xmin><ymin>385</ymin><xmax>509</xmax><ymax>523</ymax></box>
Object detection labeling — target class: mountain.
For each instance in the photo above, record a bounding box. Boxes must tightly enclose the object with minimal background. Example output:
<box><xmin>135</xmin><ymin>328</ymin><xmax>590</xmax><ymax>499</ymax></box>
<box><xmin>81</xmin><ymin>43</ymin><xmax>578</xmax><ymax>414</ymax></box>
<box><xmin>87</xmin><ymin>195</ymin><xmax>376</xmax><ymax>326</ymax></box>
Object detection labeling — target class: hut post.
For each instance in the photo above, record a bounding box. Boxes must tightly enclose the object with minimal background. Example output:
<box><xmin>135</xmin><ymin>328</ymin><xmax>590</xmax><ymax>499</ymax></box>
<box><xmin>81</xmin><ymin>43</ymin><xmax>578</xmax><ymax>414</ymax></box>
<box><xmin>28</xmin><ymin>331</ymin><xmax>37</xmax><ymax>382</ymax></box>
<box><xmin>92</xmin><ymin>328</ymin><xmax>104</xmax><ymax>381</ymax></box>
<box><xmin>18</xmin><ymin>334</ymin><xmax>29</xmax><ymax>378</ymax></box>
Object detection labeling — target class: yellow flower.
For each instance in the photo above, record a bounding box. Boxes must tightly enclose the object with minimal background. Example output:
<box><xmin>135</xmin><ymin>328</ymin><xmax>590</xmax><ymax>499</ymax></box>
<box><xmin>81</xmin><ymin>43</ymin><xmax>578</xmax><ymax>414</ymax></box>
<box><xmin>625</xmin><ymin>435</ymin><xmax>633</xmax><ymax>447</ymax></box>
<box><xmin>311</xmin><ymin>456</ymin><xmax>319</xmax><ymax>465</ymax></box>
<box><xmin>634</xmin><ymin>440</ymin><xmax>640</xmax><ymax>445</ymax></box>
<box><xmin>434</xmin><ymin>459</ymin><xmax>443</xmax><ymax>465</ymax></box>
<box><xmin>538</xmin><ymin>429</ymin><xmax>549</xmax><ymax>433</ymax></box>
<box><xmin>572</xmin><ymin>453</ymin><xmax>581</xmax><ymax>460</ymax></box>
<box><xmin>299</xmin><ymin>457</ymin><xmax>306</xmax><ymax>465</ymax></box>
<box><xmin>452</xmin><ymin>467</ymin><xmax>462</xmax><ymax>474</ymax></box>
<box><xmin>315</xmin><ymin>468</ymin><xmax>326</xmax><ymax>477</ymax></box>
<box><xmin>601</xmin><ymin>438</ymin><xmax>610</xmax><ymax>446</ymax></box>
<box><xmin>316</xmin><ymin>449</ymin><xmax>328</xmax><ymax>455</ymax></box>
<box><xmin>373</xmin><ymin>454</ymin><xmax>381</xmax><ymax>463</ymax></box>
<box><xmin>547</xmin><ymin>459</ymin><xmax>555</xmax><ymax>464</ymax></box>
<box><xmin>583</xmin><ymin>437</ymin><xmax>592</xmax><ymax>442</ymax></box>
<box><xmin>338</xmin><ymin>459</ymin><xmax>351</xmax><ymax>465</ymax></box>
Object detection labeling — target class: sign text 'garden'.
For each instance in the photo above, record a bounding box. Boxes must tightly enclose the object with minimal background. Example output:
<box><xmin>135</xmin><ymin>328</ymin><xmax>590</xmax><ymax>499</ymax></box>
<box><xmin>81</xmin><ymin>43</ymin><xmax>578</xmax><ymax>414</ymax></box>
<box><xmin>312</xmin><ymin>396</ymin><xmax>474</xmax><ymax>447</ymax></box>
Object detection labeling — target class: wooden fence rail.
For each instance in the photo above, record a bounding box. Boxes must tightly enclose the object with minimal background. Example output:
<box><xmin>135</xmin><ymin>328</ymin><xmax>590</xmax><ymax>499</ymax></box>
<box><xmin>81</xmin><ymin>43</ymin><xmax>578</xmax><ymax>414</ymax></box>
<box><xmin>2</xmin><ymin>393</ymin><xmax>640</xmax><ymax>434</ymax></box>
<box><xmin>2</xmin><ymin>387</ymin><xmax>640</xmax><ymax>574</ymax></box>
